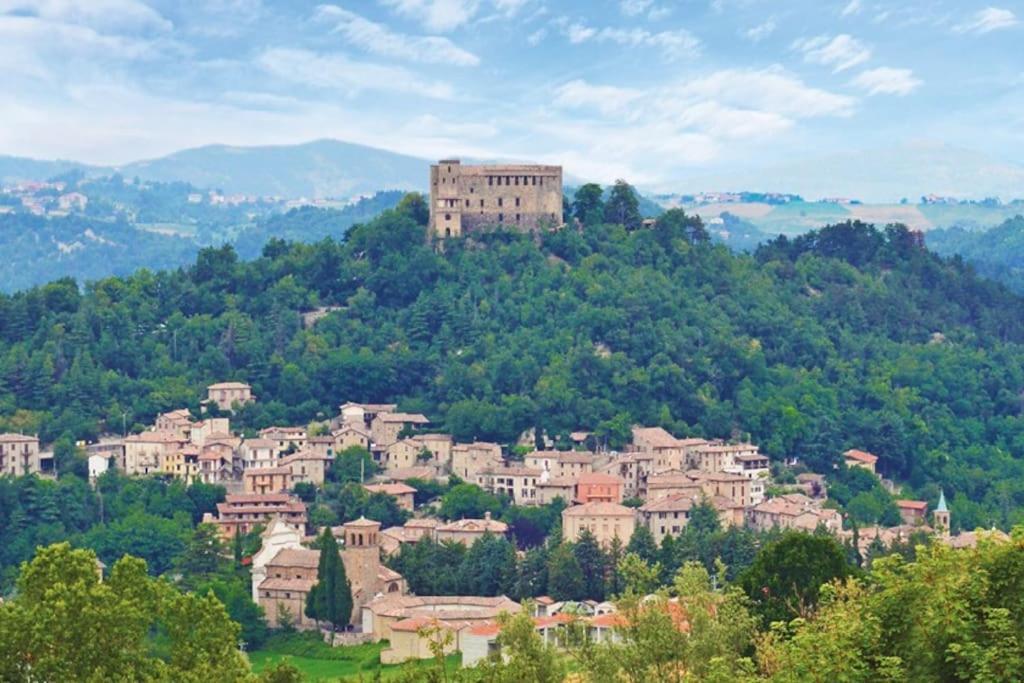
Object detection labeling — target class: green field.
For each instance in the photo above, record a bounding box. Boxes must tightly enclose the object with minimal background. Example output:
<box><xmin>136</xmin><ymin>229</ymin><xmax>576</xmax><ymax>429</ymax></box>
<box><xmin>247</xmin><ymin>633</ymin><xmax>460</xmax><ymax>681</ymax></box>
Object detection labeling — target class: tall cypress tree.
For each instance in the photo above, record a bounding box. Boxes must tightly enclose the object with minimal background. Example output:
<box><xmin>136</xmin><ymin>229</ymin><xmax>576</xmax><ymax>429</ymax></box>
<box><xmin>305</xmin><ymin>529</ymin><xmax>353</xmax><ymax>642</ymax></box>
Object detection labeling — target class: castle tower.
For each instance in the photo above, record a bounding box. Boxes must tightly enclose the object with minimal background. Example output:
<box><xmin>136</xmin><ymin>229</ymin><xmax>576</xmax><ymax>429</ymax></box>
<box><xmin>933</xmin><ymin>490</ymin><xmax>950</xmax><ymax>537</ymax></box>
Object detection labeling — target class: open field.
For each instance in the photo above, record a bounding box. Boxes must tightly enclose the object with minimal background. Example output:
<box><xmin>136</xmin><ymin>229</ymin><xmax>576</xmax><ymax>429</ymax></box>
<box><xmin>247</xmin><ymin>634</ymin><xmax>460</xmax><ymax>681</ymax></box>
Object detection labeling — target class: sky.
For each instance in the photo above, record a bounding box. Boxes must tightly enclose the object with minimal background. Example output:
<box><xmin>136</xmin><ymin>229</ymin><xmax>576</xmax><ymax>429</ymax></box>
<box><xmin>0</xmin><ymin>0</ymin><xmax>1021</xmax><ymax>191</ymax></box>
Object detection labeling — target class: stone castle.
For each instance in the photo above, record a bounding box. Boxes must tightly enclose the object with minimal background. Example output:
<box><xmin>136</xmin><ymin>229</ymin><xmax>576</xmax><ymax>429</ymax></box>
<box><xmin>429</xmin><ymin>159</ymin><xmax>563</xmax><ymax>238</ymax></box>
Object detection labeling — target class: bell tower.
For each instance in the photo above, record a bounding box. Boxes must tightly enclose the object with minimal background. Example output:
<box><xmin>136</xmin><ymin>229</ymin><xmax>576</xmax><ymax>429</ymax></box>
<box><xmin>933</xmin><ymin>490</ymin><xmax>950</xmax><ymax>537</ymax></box>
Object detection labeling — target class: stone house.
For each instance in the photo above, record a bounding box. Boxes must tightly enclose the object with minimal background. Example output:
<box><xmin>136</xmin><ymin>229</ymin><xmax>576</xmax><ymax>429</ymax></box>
<box><xmin>332</xmin><ymin>423</ymin><xmax>373</xmax><ymax>453</ymax></box>
<box><xmin>844</xmin><ymin>449</ymin><xmax>879</xmax><ymax>474</ymax></box>
<box><xmin>189</xmin><ymin>418</ymin><xmax>230</xmax><ymax>447</ymax></box>
<box><xmin>435</xmin><ymin>513</ymin><xmax>509</xmax><ymax>546</ymax></box>
<box><xmin>155</xmin><ymin>409</ymin><xmax>194</xmax><ymax>439</ymax></box>
<box><xmin>385</xmin><ymin>438</ymin><xmax>429</xmax><ymax>471</ymax></box>
<box><xmin>562</xmin><ymin>502</ymin><xmax>636</xmax><ymax>547</ymax></box>
<box><xmin>259</xmin><ymin>426</ymin><xmax>308</xmax><ymax>453</ymax></box>
<box><xmin>243</xmin><ymin>466</ymin><xmax>293</xmax><ymax>495</ymax></box>
<box><xmin>896</xmin><ymin>499</ymin><xmax>929</xmax><ymax>525</ymax></box>
<box><xmin>206</xmin><ymin>381</ymin><xmax>254</xmax><ymax>411</ymax></box>
<box><xmin>123</xmin><ymin>431</ymin><xmax>186</xmax><ymax>475</ymax></box>
<box><xmin>364</xmin><ymin>482</ymin><xmax>417</xmax><ymax>511</ymax></box>
<box><xmin>0</xmin><ymin>433</ymin><xmax>47</xmax><ymax>477</ymax></box>
<box><xmin>524</xmin><ymin>450</ymin><xmax>595</xmax><ymax>479</ymax></box>
<box><xmin>536</xmin><ymin>477</ymin><xmax>576</xmax><ymax>505</ymax></box>
<box><xmin>477</xmin><ymin>465</ymin><xmax>542</xmax><ymax>506</ymax></box>
<box><xmin>203</xmin><ymin>492</ymin><xmax>307</xmax><ymax>538</ymax></box>
<box><xmin>279</xmin><ymin>449</ymin><xmax>330</xmax><ymax>487</ymax></box>
<box><xmin>575</xmin><ymin>472</ymin><xmax>625</xmax><ymax>504</ymax></box>
<box><xmin>336</xmin><ymin>402</ymin><xmax>397</xmax><ymax>430</ymax></box>
<box><xmin>412</xmin><ymin>434</ymin><xmax>453</xmax><ymax>467</ymax></box>
<box><xmin>371</xmin><ymin>413</ymin><xmax>430</xmax><ymax>448</ymax></box>
<box><xmin>240</xmin><ymin>438</ymin><xmax>279</xmax><ymax>470</ymax></box>
<box><xmin>451</xmin><ymin>442</ymin><xmax>503</xmax><ymax>481</ymax></box>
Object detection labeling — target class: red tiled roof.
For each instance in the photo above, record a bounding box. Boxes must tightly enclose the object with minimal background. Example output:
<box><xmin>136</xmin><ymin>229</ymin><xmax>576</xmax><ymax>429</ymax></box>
<box><xmin>844</xmin><ymin>449</ymin><xmax>879</xmax><ymax>464</ymax></box>
<box><xmin>364</xmin><ymin>483</ymin><xmax>417</xmax><ymax>496</ymax></box>
<box><xmin>896</xmin><ymin>500</ymin><xmax>928</xmax><ymax>510</ymax></box>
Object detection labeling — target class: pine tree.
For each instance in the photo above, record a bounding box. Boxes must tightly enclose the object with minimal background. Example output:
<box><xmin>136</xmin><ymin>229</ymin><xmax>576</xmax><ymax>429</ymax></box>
<box><xmin>626</xmin><ymin>524</ymin><xmax>659</xmax><ymax>564</ymax></box>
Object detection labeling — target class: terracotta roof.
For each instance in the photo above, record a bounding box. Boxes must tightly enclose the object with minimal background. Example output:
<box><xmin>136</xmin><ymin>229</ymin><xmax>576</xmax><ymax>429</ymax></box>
<box><xmin>468</xmin><ymin>622</ymin><xmax>501</xmax><ymax>637</ymax></box>
<box><xmin>405</xmin><ymin>518</ymin><xmax>440</xmax><ymax>528</ymax></box>
<box><xmin>844</xmin><ymin>449</ymin><xmax>879</xmax><ymax>465</ymax></box>
<box><xmin>225</xmin><ymin>493</ymin><xmax>294</xmax><ymax>504</ymax></box>
<box><xmin>896</xmin><ymin>500</ymin><xmax>928</xmax><ymax>510</ymax></box>
<box><xmin>640</xmin><ymin>494</ymin><xmax>698</xmax><ymax>513</ymax></box>
<box><xmin>259</xmin><ymin>577</ymin><xmax>316</xmax><ymax>592</ymax></box>
<box><xmin>570</xmin><ymin>431</ymin><xmax>590</xmax><ymax>441</ymax></box>
<box><xmin>208</xmin><ymin>381</ymin><xmax>251</xmax><ymax>390</ymax></box>
<box><xmin>268</xmin><ymin>548</ymin><xmax>319</xmax><ymax>568</ymax></box>
<box><xmin>125</xmin><ymin>431</ymin><xmax>183</xmax><ymax>443</ymax></box>
<box><xmin>344</xmin><ymin>516</ymin><xmax>382</xmax><ymax>529</ymax></box>
<box><xmin>390</xmin><ymin>616</ymin><xmax>449</xmax><ymax>632</ymax></box>
<box><xmin>244</xmin><ymin>466</ymin><xmax>292</xmax><ymax>476</ymax></box>
<box><xmin>364</xmin><ymin>483</ymin><xmax>417</xmax><ymax>496</ymax></box>
<box><xmin>631</xmin><ymin>427</ymin><xmax>681</xmax><ymax>449</ymax></box>
<box><xmin>437</xmin><ymin>518</ymin><xmax>508</xmax><ymax>534</ymax></box>
<box><xmin>538</xmin><ymin>477</ymin><xmax>576</xmax><ymax>487</ymax></box>
<box><xmin>563</xmin><ymin>502</ymin><xmax>635</xmax><ymax>517</ymax></box>
<box><xmin>217</xmin><ymin>502</ymin><xmax>306</xmax><ymax>515</ymax></box>
<box><xmin>377</xmin><ymin>413</ymin><xmax>430</xmax><ymax>423</ymax></box>
<box><xmin>735</xmin><ymin>453</ymin><xmax>769</xmax><ymax>462</ymax></box>
<box><xmin>334</xmin><ymin>424</ymin><xmax>371</xmax><ymax>436</ymax></box>
<box><xmin>577</xmin><ymin>472</ymin><xmax>623</xmax><ymax>486</ymax></box>
<box><xmin>279</xmin><ymin>450</ymin><xmax>330</xmax><ymax>464</ymax></box>
<box><xmin>0</xmin><ymin>433</ymin><xmax>39</xmax><ymax>443</ymax></box>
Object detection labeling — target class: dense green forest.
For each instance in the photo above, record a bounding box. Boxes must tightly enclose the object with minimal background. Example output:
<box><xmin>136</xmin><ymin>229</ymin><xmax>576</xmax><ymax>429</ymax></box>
<box><xmin>3</xmin><ymin>194</ymin><xmax>1024</xmax><ymax>530</ymax></box>
<box><xmin>927</xmin><ymin>215</ymin><xmax>1024</xmax><ymax>292</ymax></box>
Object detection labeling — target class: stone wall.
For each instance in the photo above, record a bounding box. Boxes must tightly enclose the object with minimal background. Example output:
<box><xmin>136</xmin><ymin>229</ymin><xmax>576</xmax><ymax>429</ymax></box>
<box><xmin>429</xmin><ymin>159</ymin><xmax>563</xmax><ymax>238</ymax></box>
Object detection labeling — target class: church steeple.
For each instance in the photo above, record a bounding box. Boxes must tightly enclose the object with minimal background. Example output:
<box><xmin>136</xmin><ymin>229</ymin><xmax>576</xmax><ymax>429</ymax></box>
<box><xmin>934</xmin><ymin>490</ymin><xmax>950</xmax><ymax>537</ymax></box>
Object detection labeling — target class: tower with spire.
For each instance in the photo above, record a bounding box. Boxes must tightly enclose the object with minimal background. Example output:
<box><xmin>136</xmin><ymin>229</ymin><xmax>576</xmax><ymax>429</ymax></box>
<box><xmin>933</xmin><ymin>490</ymin><xmax>950</xmax><ymax>537</ymax></box>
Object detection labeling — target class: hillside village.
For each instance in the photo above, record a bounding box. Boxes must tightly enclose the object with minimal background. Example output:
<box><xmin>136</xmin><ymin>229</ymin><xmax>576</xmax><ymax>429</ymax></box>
<box><xmin>0</xmin><ymin>375</ymin><xmax>992</xmax><ymax>667</ymax></box>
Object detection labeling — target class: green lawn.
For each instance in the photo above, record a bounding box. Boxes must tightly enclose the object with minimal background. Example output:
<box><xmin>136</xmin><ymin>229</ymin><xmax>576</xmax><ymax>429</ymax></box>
<box><xmin>247</xmin><ymin>633</ymin><xmax>460</xmax><ymax>681</ymax></box>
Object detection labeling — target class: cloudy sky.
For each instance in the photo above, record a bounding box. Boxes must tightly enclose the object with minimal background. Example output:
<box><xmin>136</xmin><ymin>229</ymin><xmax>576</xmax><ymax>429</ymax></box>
<box><xmin>0</xmin><ymin>0</ymin><xmax>1021</xmax><ymax>188</ymax></box>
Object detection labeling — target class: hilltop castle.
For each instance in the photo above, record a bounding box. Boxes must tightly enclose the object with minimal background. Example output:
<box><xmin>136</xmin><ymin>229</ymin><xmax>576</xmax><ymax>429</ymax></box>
<box><xmin>429</xmin><ymin>159</ymin><xmax>563</xmax><ymax>238</ymax></box>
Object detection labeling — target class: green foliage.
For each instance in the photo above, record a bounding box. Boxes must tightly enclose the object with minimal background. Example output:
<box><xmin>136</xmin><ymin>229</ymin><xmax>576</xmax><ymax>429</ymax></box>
<box><xmin>305</xmin><ymin>529</ymin><xmax>353</xmax><ymax>635</ymax></box>
<box><xmin>0</xmin><ymin>542</ymin><xmax>250</xmax><ymax>681</ymax></box>
<box><xmin>440</xmin><ymin>483</ymin><xmax>504</xmax><ymax>520</ymax></box>
<box><xmin>739</xmin><ymin>531</ymin><xmax>856</xmax><ymax>626</ymax></box>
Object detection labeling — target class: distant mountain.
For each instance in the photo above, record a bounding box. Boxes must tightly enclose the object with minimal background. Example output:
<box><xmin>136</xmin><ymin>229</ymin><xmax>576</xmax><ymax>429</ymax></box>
<box><xmin>926</xmin><ymin>215</ymin><xmax>1024</xmax><ymax>292</ymax></box>
<box><xmin>0</xmin><ymin>156</ymin><xmax>97</xmax><ymax>186</ymax></box>
<box><xmin>673</xmin><ymin>141</ymin><xmax>1024</xmax><ymax>204</ymax></box>
<box><xmin>117</xmin><ymin>139</ymin><xmax>428</xmax><ymax>198</ymax></box>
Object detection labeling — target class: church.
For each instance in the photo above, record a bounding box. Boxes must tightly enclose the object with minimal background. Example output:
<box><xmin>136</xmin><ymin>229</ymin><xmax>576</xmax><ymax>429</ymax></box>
<box><xmin>251</xmin><ymin>517</ymin><xmax>406</xmax><ymax>629</ymax></box>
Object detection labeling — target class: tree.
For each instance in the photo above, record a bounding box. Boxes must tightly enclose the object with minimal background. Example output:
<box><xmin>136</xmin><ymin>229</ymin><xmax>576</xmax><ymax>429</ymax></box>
<box><xmin>573</xmin><ymin>183</ymin><xmax>605</xmax><ymax>226</ymax></box>
<box><xmin>305</xmin><ymin>528</ymin><xmax>353</xmax><ymax>641</ymax></box>
<box><xmin>739</xmin><ymin>531</ymin><xmax>855</xmax><ymax>626</ymax></box>
<box><xmin>574</xmin><ymin>529</ymin><xmax>608</xmax><ymax>600</ymax></box>
<box><xmin>440</xmin><ymin>483</ymin><xmax>503</xmax><ymax>520</ymax></box>
<box><xmin>329</xmin><ymin>446</ymin><xmax>377</xmax><ymax>484</ymax></box>
<box><xmin>0</xmin><ymin>543</ymin><xmax>249</xmax><ymax>681</ymax></box>
<box><xmin>174</xmin><ymin>522</ymin><xmax>229</xmax><ymax>588</ymax></box>
<box><xmin>547</xmin><ymin>542</ymin><xmax>585</xmax><ymax>601</ymax></box>
<box><xmin>603</xmin><ymin>180</ymin><xmax>641</xmax><ymax>229</ymax></box>
<box><xmin>396</xmin><ymin>192</ymin><xmax>430</xmax><ymax>226</ymax></box>
<box><xmin>626</xmin><ymin>524</ymin><xmax>659</xmax><ymax>564</ymax></box>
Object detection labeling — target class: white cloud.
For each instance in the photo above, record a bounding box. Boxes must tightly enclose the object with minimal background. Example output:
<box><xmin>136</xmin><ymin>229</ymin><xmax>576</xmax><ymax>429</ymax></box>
<box><xmin>257</xmin><ymin>47</ymin><xmax>456</xmax><ymax>99</ymax></box>
<box><xmin>679</xmin><ymin>67</ymin><xmax>856</xmax><ymax>118</ymax></box>
<box><xmin>0</xmin><ymin>0</ymin><xmax>172</xmax><ymax>32</ymax></box>
<box><xmin>620</xmin><ymin>0</ymin><xmax>652</xmax><ymax>16</ymax></box>
<box><xmin>840</xmin><ymin>0</ymin><xmax>862</xmax><ymax>18</ymax></box>
<box><xmin>793</xmin><ymin>34</ymin><xmax>871</xmax><ymax>72</ymax></box>
<box><xmin>744</xmin><ymin>19</ymin><xmax>776</xmax><ymax>42</ymax></box>
<box><xmin>647</xmin><ymin>6</ymin><xmax>671</xmax><ymax>20</ymax></box>
<box><xmin>553</xmin><ymin>79</ymin><xmax>645</xmax><ymax>116</ymax></box>
<box><xmin>564</xmin><ymin>23</ymin><xmax>701</xmax><ymax>59</ymax></box>
<box><xmin>379</xmin><ymin>0</ymin><xmax>480</xmax><ymax>31</ymax></box>
<box><xmin>315</xmin><ymin>5</ymin><xmax>479</xmax><ymax>66</ymax></box>
<box><xmin>526</xmin><ymin>28</ymin><xmax>546</xmax><ymax>45</ymax></box>
<box><xmin>851</xmin><ymin>67</ymin><xmax>922</xmax><ymax>95</ymax></box>
<box><xmin>954</xmin><ymin>7</ymin><xmax>1018</xmax><ymax>35</ymax></box>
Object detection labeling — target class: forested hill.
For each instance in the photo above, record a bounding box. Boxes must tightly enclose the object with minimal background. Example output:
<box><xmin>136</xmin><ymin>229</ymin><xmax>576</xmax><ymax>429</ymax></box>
<box><xmin>3</xmin><ymin>201</ymin><xmax>1024</xmax><ymax>529</ymax></box>
<box><xmin>926</xmin><ymin>215</ymin><xmax>1024</xmax><ymax>292</ymax></box>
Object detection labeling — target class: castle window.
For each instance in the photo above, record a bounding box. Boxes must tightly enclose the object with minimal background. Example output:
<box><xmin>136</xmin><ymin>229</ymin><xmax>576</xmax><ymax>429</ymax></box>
<box><xmin>488</xmin><ymin>176</ymin><xmax>493</xmax><ymax>186</ymax></box>
<box><xmin>445</xmin><ymin>213</ymin><xmax>451</xmax><ymax>220</ymax></box>
<box><xmin>498</xmin><ymin>197</ymin><xmax>503</xmax><ymax>207</ymax></box>
<box><xmin>479</xmin><ymin>199</ymin><xmax>484</xmax><ymax>207</ymax></box>
<box><xmin>516</xmin><ymin>213</ymin><xmax>521</xmax><ymax>221</ymax></box>
<box><xmin>539</xmin><ymin>177</ymin><xmax>543</xmax><ymax>186</ymax></box>
<box><xmin>470</xmin><ymin>186</ymin><xmax>474</xmax><ymax>193</ymax></box>
<box><xmin>505</xmin><ymin>176</ymin><xmax>510</xmax><ymax>185</ymax></box>
<box><xmin>514</xmin><ymin>176</ymin><xmax>519</xmax><ymax>185</ymax></box>
<box><xmin>515</xmin><ymin>197</ymin><xmax>520</xmax><ymax>207</ymax></box>
<box><xmin>498</xmin><ymin>213</ymin><xmax>504</xmax><ymax>222</ymax></box>
<box><xmin>532</xmin><ymin>176</ymin><xmax>537</xmax><ymax>186</ymax></box>
<box><xmin>465</xmin><ymin>200</ymin><xmax>470</xmax><ymax>207</ymax></box>
<box><xmin>446</xmin><ymin>227</ymin><xmax>451</xmax><ymax>237</ymax></box>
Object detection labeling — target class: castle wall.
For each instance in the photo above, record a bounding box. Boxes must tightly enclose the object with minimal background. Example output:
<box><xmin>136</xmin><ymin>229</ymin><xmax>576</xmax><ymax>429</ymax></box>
<box><xmin>429</xmin><ymin>160</ymin><xmax>563</xmax><ymax>238</ymax></box>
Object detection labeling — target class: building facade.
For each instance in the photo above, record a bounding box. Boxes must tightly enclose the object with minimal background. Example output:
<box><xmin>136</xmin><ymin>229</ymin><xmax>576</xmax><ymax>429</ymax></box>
<box><xmin>429</xmin><ymin>160</ymin><xmax>563</xmax><ymax>238</ymax></box>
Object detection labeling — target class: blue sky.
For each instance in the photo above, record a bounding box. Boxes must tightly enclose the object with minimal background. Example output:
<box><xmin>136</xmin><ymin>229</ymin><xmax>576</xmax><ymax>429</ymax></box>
<box><xmin>0</xmin><ymin>0</ymin><xmax>1021</xmax><ymax>190</ymax></box>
